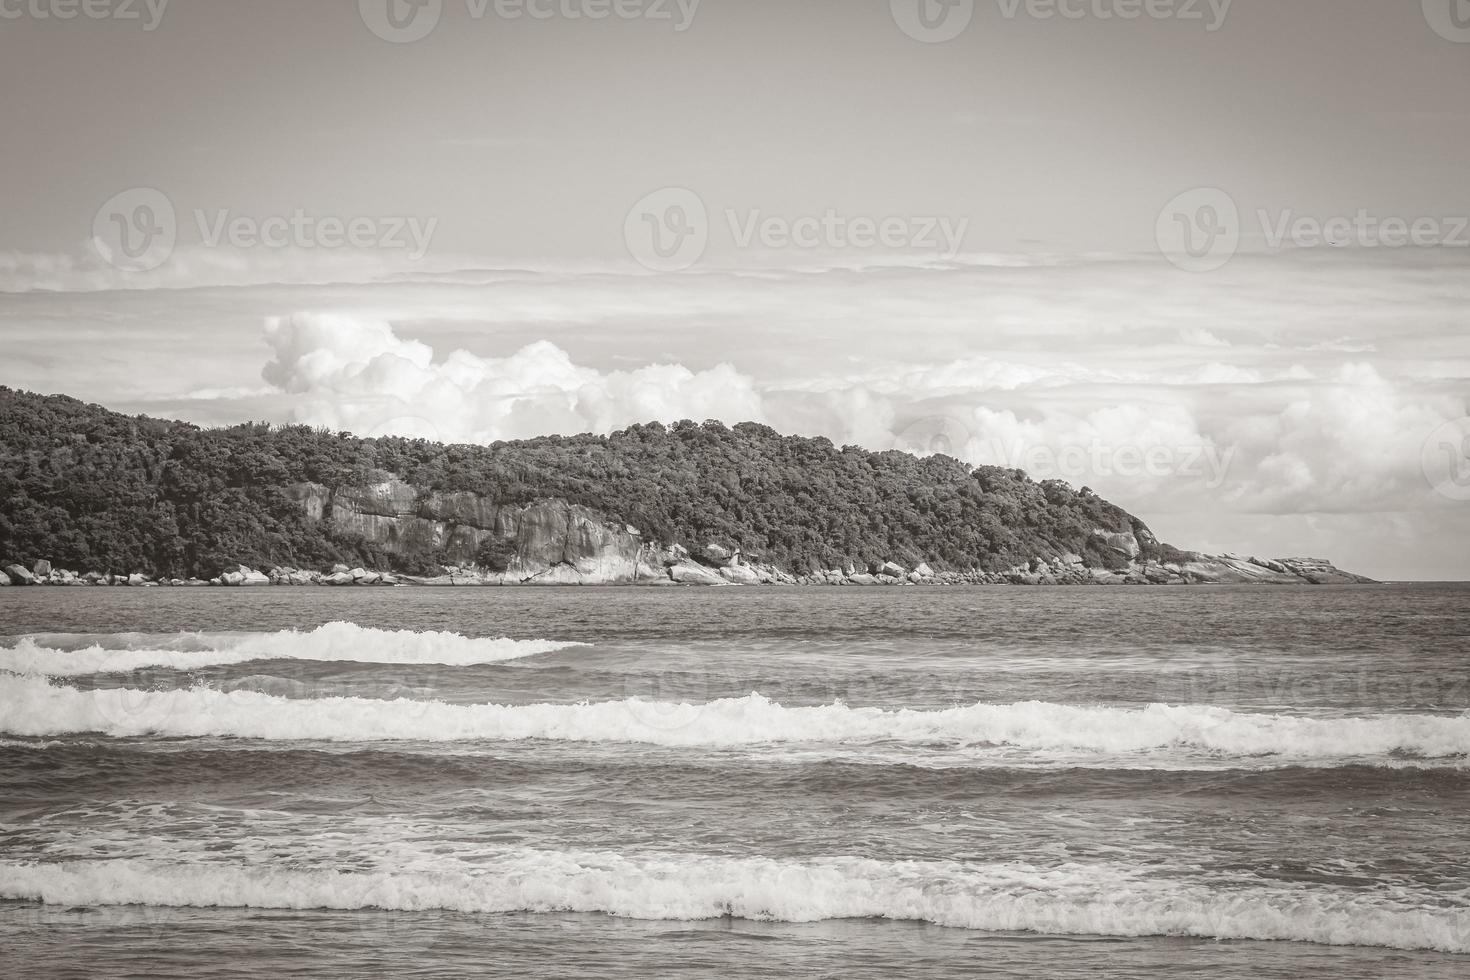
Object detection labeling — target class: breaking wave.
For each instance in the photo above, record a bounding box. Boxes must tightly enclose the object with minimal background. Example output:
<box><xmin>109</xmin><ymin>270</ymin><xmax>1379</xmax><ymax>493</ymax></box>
<box><xmin>2</xmin><ymin>852</ymin><xmax>1465</xmax><ymax>952</ymax></box>
<box><xmin>0</xmin><ymin>623</ymin><xmax>585</xmax><ymax>676</ymax></box>
<box><xmin>1</xmin><ymin>678</ymin><xmax>1466</xmax><ymax>763</ymax></box>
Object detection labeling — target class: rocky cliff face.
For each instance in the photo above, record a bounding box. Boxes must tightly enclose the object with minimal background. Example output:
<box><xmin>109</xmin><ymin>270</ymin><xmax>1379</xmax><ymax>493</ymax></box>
<box><xmin>271</xmin><ymin>479</ymin><xmax>1372</xmax><ymax>587</ymax></box>
<box><xmin>287</xmin><ymin>478</ymin><xmax>669</xmax><ymax>585</ymax></box>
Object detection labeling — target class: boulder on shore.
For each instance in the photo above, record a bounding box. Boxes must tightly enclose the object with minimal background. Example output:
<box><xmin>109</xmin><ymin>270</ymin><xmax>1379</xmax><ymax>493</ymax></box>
<box><xmin>670</xmin><ymin>562</ymin><xmax>727</xmax><ymax>586</ymax></box>
<box><xmin>719</xmin><ymin>564</ymin><xmax>762</xmax><ymax>585</ymax></box>
<box><xmin>33</xmin><ymin>559</ymin><xmax>52</xmax><ymax>577</ymax></box>
<box><xmin>4</xmin><ymin>564</ymin><xmax>35</xmax><ymax>585</ymax></box>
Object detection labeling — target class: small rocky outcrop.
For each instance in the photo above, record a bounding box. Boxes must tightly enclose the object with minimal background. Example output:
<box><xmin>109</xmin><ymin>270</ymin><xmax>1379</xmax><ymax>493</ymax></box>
<box><xmin>4</xmin><ymin>564</ymin><xmax>35</xmax><ymax>585</ymax></box>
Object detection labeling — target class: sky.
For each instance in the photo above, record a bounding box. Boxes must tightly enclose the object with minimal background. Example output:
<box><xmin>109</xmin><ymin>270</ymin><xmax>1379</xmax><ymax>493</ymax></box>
<box><xmin>1</xmin><ymin>0</ymin><xmax>1468</xmax><ymax>580</ymax></box>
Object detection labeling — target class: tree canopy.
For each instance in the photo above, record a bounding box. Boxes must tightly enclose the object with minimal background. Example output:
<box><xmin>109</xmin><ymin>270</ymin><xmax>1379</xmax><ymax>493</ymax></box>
<box><xmin>0</xmin><ymin>388</ymin><xmax>1169</xmax><ymax>578</ymax></box>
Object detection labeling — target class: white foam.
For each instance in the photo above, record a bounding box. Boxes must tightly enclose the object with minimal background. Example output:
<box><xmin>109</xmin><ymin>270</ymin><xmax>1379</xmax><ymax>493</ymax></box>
<box><xmin>1</xmin><ymin>678</ymin><xmax>1466</xmax><ymax>763</ymax></box>
<box><xmin>0</xmin><ymin>622</ymin><xmax>586</xmax><ymax>675</ymax></box>
<box><xmin>1</xmin><ymin>852</ymin><xmax>1464</xmax><ymax>953</ymax></box>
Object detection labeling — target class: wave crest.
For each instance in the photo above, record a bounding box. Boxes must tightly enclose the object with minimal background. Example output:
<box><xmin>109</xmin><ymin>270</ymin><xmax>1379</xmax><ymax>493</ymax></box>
<box><xmin>2</xmin><ymin>852</ymin><xmax>1465</xmax><ymax>953</ymax></box>
<box><xmin>1</xmin><ymin>679</ymin><xmax>1466</xmax><ymax>764</ymax></box>
<box><xmin>0</xmin><ymin>622</ymin><xmax>586</xmax><ymax>675</ymax></box>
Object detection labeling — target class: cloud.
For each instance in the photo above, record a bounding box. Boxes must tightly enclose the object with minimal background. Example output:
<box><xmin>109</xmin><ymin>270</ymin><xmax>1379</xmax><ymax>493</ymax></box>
<box><xmin>261</xmin><ymin>313</ymin><xmax>766</xmax><ymax>442</ymax></box>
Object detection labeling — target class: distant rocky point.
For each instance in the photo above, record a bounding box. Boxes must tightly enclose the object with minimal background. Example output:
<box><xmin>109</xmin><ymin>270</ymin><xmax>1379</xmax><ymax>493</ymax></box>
<box><xmin>0</xmin><ymin>387</ymin><xmax>1374</xmax><ymax>588</ymax></box>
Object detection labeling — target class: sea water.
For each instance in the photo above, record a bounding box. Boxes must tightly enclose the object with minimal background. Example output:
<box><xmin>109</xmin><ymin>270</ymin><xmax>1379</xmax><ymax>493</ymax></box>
<box><xmin>0</xmin><ymin>585</ymin><xmax>1466</xmax><ymax>978</ymax></box>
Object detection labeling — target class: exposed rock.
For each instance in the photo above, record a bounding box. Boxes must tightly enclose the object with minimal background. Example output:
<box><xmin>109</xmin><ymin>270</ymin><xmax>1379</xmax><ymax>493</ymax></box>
<box><xmin>1095</xmin><ymin>530</ymin><xmax>1141</xmax><ymax>559</ymax></box>
<box><xmin>0</xmin><ymin>570</ymin><xmax>10</xmax><ymax>586</ymax></box>
<box><xmin>670</xmin><ymin>562</ymin><xmax>728</xmax><ymax>586</ymax></box>
<box><xmin>879</xmin><ymin>561</ymin><xmax>907</xmax><ymax>579</ymax></box>
<box><xmin>913</xmin><ymin>562</ymin><xmax>935</xmax><ymax>579</ymax></box>
<box><xmin>701</xmin><ymin>542</ymin><xmax>734</xmax><ymax>565</ymax></box>
<box><xmin>33</xmin><ymin>559</ymin><xmax>52</xmax><ymax>577</ymax></box>
<box><xmin>324</xmin><ymin>571</ymin><xmax>355</xmax><ymax>586</ymax></box>
<box><xmin>848</xmin><ymin>573</ymin><xmax>881</xmax><ymax>586</ymax></box>
<box><xmin>126</xmin><ymin>573</ymin><xmax>149</xmax><ymax>586</ymax></box>
<box><xmin>719</xmin><ymin>564</ymin><xmax>762</xmax><ymax>586</ymax></box>
<box><xmin>4</xmin><ymin>564</ymin><xmax>35</xmax><ymax>585</ymax></box>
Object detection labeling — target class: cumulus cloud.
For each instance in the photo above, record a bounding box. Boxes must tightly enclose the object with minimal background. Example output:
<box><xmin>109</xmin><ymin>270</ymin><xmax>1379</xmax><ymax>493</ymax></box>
<box><xmin>261</xmin><ymin>313</ymin><xmax>766</xmax><ymax>442</ymax></box>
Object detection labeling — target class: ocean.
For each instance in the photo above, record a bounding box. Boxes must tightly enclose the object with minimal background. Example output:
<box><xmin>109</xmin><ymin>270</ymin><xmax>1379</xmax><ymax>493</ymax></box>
<box><xmin>0</xmin><ymin>585</ymin><xmax>1467</xmax><ymax>978</ymax></box>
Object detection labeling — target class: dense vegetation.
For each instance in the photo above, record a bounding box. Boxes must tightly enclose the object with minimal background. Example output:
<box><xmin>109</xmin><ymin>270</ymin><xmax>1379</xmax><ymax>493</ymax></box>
<box><xmin>0</xmin><ymin>387</ymin><xmax>1174</xmax><ymax>578</ymax></box>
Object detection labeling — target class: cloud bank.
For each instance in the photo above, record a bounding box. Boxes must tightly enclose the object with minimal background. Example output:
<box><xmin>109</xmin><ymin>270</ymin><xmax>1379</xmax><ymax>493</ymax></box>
<box><xmin>262</xmin><ymin>313</ymin><xmax>765</xmax><ymax>442</ymax></box>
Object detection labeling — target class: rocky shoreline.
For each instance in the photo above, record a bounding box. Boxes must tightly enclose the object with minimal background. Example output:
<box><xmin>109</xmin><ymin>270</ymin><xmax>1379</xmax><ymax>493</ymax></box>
<box><xmin>2</xmin><ymin>548</ymin><xmax>1373</xmax><ymax>589</ymax></box>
